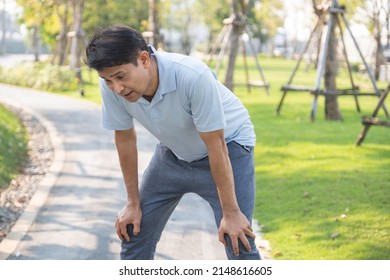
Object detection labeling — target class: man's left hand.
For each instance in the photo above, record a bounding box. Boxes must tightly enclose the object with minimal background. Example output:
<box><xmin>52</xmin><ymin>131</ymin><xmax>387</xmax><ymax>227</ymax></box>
<box><xmin>218</xmin><ymin>209</ymin><xmax>256</xmax><ymax>256</ymax></box>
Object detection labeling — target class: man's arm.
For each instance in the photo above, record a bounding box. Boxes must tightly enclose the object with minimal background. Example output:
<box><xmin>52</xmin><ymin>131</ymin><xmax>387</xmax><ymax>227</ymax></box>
<box><xmin>198</xmin><ymin>129</ymin><xmax>255</xmax><ymax>256</ymax></box>
<box><xmin>114</xmin><ymin>127</ymin><xmax>142</xmax><ymax>241</ymax></box>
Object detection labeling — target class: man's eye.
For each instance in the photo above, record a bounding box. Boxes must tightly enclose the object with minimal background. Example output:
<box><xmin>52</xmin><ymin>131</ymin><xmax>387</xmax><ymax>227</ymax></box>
<box><xmin>105</xmin><ymin>80</ymin><xmax>112</xmax><ymax>84</ymax></box>
<box><xmin>117</xmin><ymin>75</ymin><xmax>125</xmax><ymax>80</ymax></box>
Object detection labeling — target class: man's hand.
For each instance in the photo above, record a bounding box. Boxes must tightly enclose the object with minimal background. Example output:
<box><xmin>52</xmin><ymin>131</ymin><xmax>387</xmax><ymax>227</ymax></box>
<box><xmin>218</xmin><ymin>209</ymin><xmax>256</xmax><ymax>256</ymax></box>
<box><xmin>115</xmin><ymin>202</ymin><xmax>142</xmax><ymax>241</ymax></box>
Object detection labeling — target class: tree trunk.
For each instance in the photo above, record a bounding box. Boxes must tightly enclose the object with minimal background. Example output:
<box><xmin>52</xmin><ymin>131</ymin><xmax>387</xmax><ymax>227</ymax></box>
<box><xmin>324</xmin><ymin>13</ymin><xmax>342</xmax><ymax>121</ymax></box>
<box><xmin>224</xmin><ymin>16</ymin><xmax>240</xmax><ymax>90</ymax></box>
<box><xmin>225</xmin><ymin>0</ymin><xmax>247</xmax><ymax>91</ymax></box>
<box><xmin>374</xmin><ymin>16</ymin><xmax>382</xmax><ymax>81</ymax></box>
<box><xmin>148</xmin><ymin>0</ymin><xmax>163</xmax><ymax>48</ymax></box>
<box><xmin>32</xmin><ymin>24</ymin><xmax>40</xmax><ymax>62</ymax></box>
<box><xmin>58</xmin><ymin>4</ymin><xmax>70</xmax><ymax>66</ymax></box>
<box><xmin>181</xmin><ymin>13</ymin><xmax>191</xmax><ymax>55</ymax></box>
<box><xmin>70</xmin><ymin>0</ymin><xmax>84</xmax><ymax>82</ymax></box>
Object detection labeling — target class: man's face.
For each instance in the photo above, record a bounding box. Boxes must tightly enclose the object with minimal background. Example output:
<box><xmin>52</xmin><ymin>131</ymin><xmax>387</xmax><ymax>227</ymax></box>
<box><xmin>98</xmin><ymin>51</ymin><xmax>156</xmax><ymax>102</ymax></box>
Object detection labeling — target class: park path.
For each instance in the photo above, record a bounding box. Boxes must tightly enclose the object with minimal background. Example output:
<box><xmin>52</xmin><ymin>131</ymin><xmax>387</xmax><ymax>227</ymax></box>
<box><xmin>0</xmin><ymin>84</ymin><xmax>227</xmax><ymax>260</ymax></box>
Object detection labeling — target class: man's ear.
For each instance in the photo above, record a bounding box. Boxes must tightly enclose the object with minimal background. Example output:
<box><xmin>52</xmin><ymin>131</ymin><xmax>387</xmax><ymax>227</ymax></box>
<box><xmin>139</xmin><ymin>51</ymin><xmax>150</xmax><ymax>68</ymax></box>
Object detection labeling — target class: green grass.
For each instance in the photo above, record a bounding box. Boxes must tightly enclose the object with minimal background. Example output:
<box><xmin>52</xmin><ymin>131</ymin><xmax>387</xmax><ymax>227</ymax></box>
<box><xmin>235</xmin><ymin>56</ymin><xmax>390</xmax><ymax>260</ymax></box>
<box><xmin>56</xmin><ymin>69</ymin><xmax>103</xmax><ymax>104</ymax></box>
<box><xmin>2</xmin><ymin>54</ymin><xmax>390</xmax><ymax>259</ymax></box>
<box><xmin>251</xmin><ymin>101</ymin><xmax>390</xmax><ymax>259</ymax></box>
<box><xmin>0</xmin><ymin>104</ymin><xmax>28</xmax><ymax>189</ymax></box>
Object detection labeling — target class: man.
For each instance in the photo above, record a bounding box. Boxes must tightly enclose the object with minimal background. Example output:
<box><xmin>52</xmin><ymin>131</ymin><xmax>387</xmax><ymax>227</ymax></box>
<box><xmin>85</xmin><ymin>25</ymin><xmax>260</xmax><ymax>260</ymax></box>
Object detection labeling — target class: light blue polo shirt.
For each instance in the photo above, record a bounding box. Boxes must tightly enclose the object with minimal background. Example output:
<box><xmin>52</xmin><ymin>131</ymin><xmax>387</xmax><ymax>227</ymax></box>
<box><xmin>100</xmin><ymin>46</ymin><xmax>256</xmax><ymax>163</ymax></box>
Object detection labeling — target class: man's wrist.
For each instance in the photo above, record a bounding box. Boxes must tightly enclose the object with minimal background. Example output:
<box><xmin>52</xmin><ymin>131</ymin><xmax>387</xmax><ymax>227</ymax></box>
<box><xmin>222</xmin><ymin>207</ymin><xmax>241</xmax><ymax>217</ymax></box>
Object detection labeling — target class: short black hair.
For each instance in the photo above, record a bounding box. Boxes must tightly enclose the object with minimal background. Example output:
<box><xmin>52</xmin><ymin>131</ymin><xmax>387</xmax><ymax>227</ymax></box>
<box><xmin>85</xmin><ymin>25</ymin><xmax>148</xmax><ymax>71</ymax></box>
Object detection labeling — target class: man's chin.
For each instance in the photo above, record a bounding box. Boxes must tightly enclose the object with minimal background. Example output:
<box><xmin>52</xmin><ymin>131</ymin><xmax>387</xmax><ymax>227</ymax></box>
<box><xmin>124</xmin><ymin>95</ymin><xmax>139</xmax><ymax>103</ymax></box>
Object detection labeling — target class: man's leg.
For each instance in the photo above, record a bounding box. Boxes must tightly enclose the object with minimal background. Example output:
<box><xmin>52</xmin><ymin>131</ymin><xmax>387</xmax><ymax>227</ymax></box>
<box><xmin>193</xmin><ymin>141</ymin><xmax>261</xmax><ymax>260</ymax></box>
<box><xmin>120</xmin><ymin>144</ymin><xmax>185</xmax><ymax>260</ymax></box>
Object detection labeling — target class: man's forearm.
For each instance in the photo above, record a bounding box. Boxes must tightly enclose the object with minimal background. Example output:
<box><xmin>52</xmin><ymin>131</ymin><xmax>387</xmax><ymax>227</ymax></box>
<box><xmin>115</xmin><ymin>129</ymin><xmax>140</xmax><ymax>204</ymax></box>
<box><xmin>207</xmin><ymin>142</ymin><xmax>240</xmax><ymax>215</ymax></box>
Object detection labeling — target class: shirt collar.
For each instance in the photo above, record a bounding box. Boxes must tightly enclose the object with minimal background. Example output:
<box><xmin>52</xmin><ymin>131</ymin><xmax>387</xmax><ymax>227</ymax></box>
<box><xmin>149</xmin><ymin>45</ymin><xmax>176</xmax><ymax>96</ymax></box>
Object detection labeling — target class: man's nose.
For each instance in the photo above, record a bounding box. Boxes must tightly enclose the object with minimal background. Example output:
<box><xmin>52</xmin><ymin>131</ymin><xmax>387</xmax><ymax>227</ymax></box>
<box><xmin>113</xmin><ymin>81</ymin><xmax>125</xmax><ymax>94</ymax></box>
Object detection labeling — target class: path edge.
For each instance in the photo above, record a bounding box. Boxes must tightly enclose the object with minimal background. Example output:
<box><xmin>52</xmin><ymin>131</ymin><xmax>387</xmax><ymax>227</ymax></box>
<box><xmin>0</xmin><ymin>100</ymin><xmax>65</xmax><ymax>260</ymax></box>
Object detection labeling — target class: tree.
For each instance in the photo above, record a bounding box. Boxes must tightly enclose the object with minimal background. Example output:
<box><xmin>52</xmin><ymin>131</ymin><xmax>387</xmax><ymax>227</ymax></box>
<box><xmin>146</xmin><ymin>0</ymin><xmax>163</xmax><ymax>48</ymax></box>
<box><xmin>177</xmin><ymin>0</ymin><xmax>193</xmax><ymax>55</ymax></box>
<box><xmin>224</xmin><ymin>0</ymin><xmax>248</xmax><ymax>91</ymax></box>
<box><xmin>15</xmin><ymin>0</ymin><xmax>55</xmax><ymax>61</ymax></box>
<box><xmin>83</xmin><ymin>0</ymin><xmax>149</xmax><ymax>38</ymax></box>
<box><xmin>366</xmin><ymin>0</ymin><xmax>384</xmax><ymax>80</ymax></box>
<box><xmin>51</xmin><ymin>0</ymin><xmax>71</xmax><ymax>66</ymax></box>
<box><xmin>314</xmin><ymin>0</ymin><xmax>342</xmax><ymax>120</ymax></box>
<box><xmin>159</xmin><ymin>0</ymin><xmax>197</xmax><ymax>54</ymax></box>
<box><xmin>252</xmin><ymin>0</ymin><xmax>284</xmax><ymax>53</ymax></box>
<box><xmin>15</xmin><ymin>0</ymin><xmax>150</xmax><ymax>62</ymax></box>
<box><xmin>360</xmin><ymin>0</ymin><xmax>390</xmax><ymax>81</ymax></box>
<box><xmin>323</xmin><ymin>0</ymin><xmax>342</xmax><ymax>120</ymax></box>
<box><xmin>195</xmin><ymin>0</ymin><xmax>230</xmax><ymax>52</ymax></box>
<box><xmin>69</xmin><ymin>0</ymin><xmax>84</xmax><ymax>84</ymax></box>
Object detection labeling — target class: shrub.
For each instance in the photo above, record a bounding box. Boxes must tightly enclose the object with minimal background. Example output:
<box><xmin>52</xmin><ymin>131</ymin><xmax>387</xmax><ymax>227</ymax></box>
<box><xmin>0</xmin><ymin>62</ymin><xmax>78</xmax><ymax>92</ymax></box>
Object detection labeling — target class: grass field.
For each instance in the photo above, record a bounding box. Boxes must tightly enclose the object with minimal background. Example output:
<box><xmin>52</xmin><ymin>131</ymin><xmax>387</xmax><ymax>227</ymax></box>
<box><xmin>1</xmin><ymin>54</ymin><xmax>389</xmax><ymax>259</ymax></box>
<box><xmin>235</xmin><ymin>56</ymin><xmax>390</xmax><ymax>259</ymax></box>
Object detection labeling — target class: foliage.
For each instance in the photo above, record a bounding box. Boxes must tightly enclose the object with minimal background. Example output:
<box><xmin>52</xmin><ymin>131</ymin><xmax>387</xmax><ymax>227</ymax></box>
<box><xmin>83</xmin><ymin>0</ymin><xmax>149</xmax><ymax>38</ymax></box>
<box><xmin>192</xmin><ymin>0</ymin><xmax>287</xmax><ymax>48</ymax></box>
<box><xmin>0</xmin><ymin>63</ymin><xmax>78</xmax><ymax>92</ymax></box>
<box><xmin>15</xmin><ymin>0</ymin><xmax>58</xmax><ymax>51</ymax></box>
<box><xmin>251</xmin><ymin>0</ymin><xmax>285</xmax><ymax>43</ymax></box>
<box><xmin>14</xmin><ymin>0</ymin><xmax>149</xmax><ymax>60</ymax></box>
<box><xmin>0</xmin><ymin>105</ymin><xmax>28</xmax><ymax>189</ymax></box>
<box><xmin>159</xmin><ymin>0</ymin><xmax>208</xmax><ymax>53</ymax></box>
<box><xmin>338</xmin><ymin>0</ymin><xmax>365</xmax><ymax>15</ymax></box>
<box><xmin>14</xmin><ymin>0</ymin><xmax>291</xmax><ymax>57</ymax></box>
<box><xmin>194</xmin><ymin>0</ymin><xmax>230</xmax><ymax>44</ymax></box>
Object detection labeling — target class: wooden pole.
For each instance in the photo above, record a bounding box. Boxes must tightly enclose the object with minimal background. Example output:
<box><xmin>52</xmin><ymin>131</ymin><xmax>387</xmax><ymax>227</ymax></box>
<box><xmin>336</xmin><ymin>14</ymin><xmax>360</xmax><ymax>112</ymax></box>
<box><xmin>244</xmin><ymin>26</ymin><xmax>269</xmax><ymax>95</ymax></box>
<box><xmin>341</xmin><ymin>13</ymin><xmax>389</xmax><ymax>117</ymax></box>
<box><xmin>277</xmin><ymin>18</ymin><xmax>321</xmax><ymax>114</ymax></box>
<box><xmin>311</xmin><ymin>6</ymin><xmax>334</xmax><ymax>121</ymax></box>
<box><xmin>356</xmin><ymin>84</ymin><xmax>390</xmax><ymax>145</ymax></box>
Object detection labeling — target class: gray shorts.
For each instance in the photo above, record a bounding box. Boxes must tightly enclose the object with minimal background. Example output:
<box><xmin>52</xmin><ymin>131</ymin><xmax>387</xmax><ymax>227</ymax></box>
<box><xmin>121</xmin><ymin>141</ymin><xmax>260</xmax><ymax>260</ymax></box>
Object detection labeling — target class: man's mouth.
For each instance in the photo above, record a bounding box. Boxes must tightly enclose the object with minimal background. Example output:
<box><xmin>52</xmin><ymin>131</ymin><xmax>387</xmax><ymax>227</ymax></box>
<box><xmin>122</xmin><ymin>91</ymin><xmax>132</xmax><ymax>97</ymax></box>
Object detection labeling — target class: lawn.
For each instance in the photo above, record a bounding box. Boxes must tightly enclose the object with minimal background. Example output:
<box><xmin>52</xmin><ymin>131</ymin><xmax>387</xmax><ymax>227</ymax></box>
<box><xmin>1</xmin><ymin>54</ymin><xmax>389</xmax><ymax>259</ymax></box>
<box><xmin>235</xmin><ymin>56</ymin><xmax>390</xmax><ymax>259</ymax></box>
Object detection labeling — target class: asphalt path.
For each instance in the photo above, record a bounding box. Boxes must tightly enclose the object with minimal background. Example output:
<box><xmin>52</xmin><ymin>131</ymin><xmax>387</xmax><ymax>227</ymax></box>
<box><xmin>0</xmin><ymin>84</ymin><xmax>227</xmax><ymax>260</ymax></box>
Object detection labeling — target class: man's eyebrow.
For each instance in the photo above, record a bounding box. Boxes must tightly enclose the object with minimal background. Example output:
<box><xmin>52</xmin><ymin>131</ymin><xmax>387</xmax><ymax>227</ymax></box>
<box><xmin>110</xmin><ymin>71</ymin><xmax>124</xmax><ymax>78</ymax></box>
<box><xmin>99</xmin><ymin>70</ymin><xmax>125</xmax><ymax>80</ymax></box>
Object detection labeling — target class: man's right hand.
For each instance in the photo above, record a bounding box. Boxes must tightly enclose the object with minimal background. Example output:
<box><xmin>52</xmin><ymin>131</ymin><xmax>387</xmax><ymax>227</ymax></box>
<box><xmin>115</xmin><ymin>202</ymin><xmax>142</xmax><ymax>241</ymax></box>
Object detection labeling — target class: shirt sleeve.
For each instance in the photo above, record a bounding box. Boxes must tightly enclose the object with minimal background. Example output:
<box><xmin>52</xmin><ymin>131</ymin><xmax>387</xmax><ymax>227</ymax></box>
<box><xmin>100</xmin><ymin>78</ymin><xmax>134</xmax><ymax>130</ymax></box>
<box><xmin>189</xmin><ymin>69</ymin><xmax>227</xmax><ymax>133</ymax></box>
